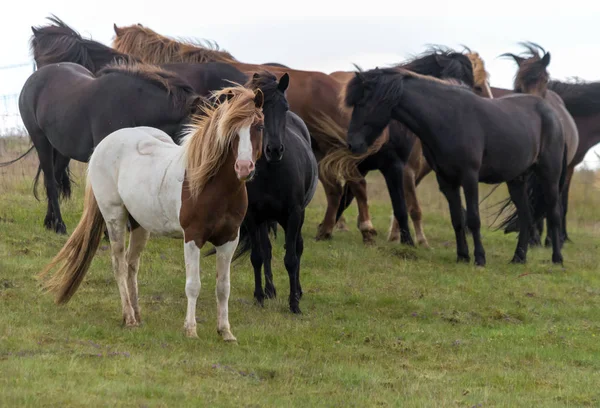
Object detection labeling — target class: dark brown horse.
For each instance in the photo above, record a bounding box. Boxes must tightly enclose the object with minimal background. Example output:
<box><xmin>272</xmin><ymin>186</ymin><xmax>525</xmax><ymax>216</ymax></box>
<box><xmin>497</xmin><ymin>43</ymin><xmax>579</xmax><ymax>245</ymax></box>
<box><xmin>345</xmin><ymin>67</ymin><xmax>567</xmax><ymax>266</ymax></box>
<box><xmin>111</xmin><ymin>21</ymin><xmax>386</xmax><ymax>243</ymax></box>
<box><xmin>18</xmin><ymin>61</ymin><xmax>200</xmax><ymax>233</ymax></box>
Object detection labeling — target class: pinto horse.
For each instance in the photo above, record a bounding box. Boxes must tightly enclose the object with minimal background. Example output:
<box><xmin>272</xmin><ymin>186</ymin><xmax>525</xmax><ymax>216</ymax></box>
<box><xmin>497</xmin><ymin>43</ymin><xmax>579</xmax><ymax>246</ymax></box>
<box><xmin>330</xmin><ymin>48</ymin><xmax>494</xmax><ymax>247</ymax></box>
<box><xmin>111</xmin><ymin>21</ymin><xmax>386</xmax><ymax>243</ymax></box>
<box><xmin>38</xmin><ymin>86</ymin><xmax>265</xmax><ymax>341</ymax></box>
<box><xmin>16</xmin><ymin>61</ymin><xmax>200</xmax><ymax>234</ymax></box>
<box><xmin>344</xmin><ymin>67</ymin><xmax>567</xmax><ymax>266</ymax></box>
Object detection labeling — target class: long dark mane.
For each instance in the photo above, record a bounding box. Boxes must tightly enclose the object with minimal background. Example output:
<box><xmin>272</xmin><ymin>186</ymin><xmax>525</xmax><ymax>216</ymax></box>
<box><xmin>31</xmin><ymin>15</ymin><xmax>138</xmax><ymax>73</ymax></box>
<box><xmin>397</xmin><ymin>46</ymin><xmax>475</xmax><ymax>88</ymax></box>
<box><xmin>344</xmin><ymin>67</ymin><xmax>470</xmax><ymax>109</ymax></box>
<box><xmin>97</xmin><ymin>62</ymin><xmax>197</xmax><ymax>109</ymax></box>
<box><xmin>548</xmin><ymin>78</ymin><xmax>600</xmax><ymax>117</ymax></box>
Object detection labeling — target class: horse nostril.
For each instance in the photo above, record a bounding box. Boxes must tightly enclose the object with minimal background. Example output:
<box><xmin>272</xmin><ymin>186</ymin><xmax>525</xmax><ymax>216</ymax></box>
<box><xmin>266</xmin><ymin>145</ymin><xmax>272</xmax><ymax>153</ymax></box>
<box><xmin>278</xmin><ymin>145</ymin><xmax>284</xmax><ymax>153</ymax></box>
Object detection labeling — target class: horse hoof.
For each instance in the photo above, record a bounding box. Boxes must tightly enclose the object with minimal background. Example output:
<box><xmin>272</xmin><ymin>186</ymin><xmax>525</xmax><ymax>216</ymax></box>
<box><xmin>123</xmin><ymin>316</ymin><xmax>138</xmax><ymax>328</ymax></box>
<box><xmin>265</xmin><ymin>286</ymin><xmax>277</xmax><ymax>299</ymax></box>
<box><xmin>290</xmin><ymin>305</ymin><xmax>302</xmax><ymax>314</ymax></box>
<box><xmin>552</xmin><ymin>254</ymin><xmax>564</xmax><ymax>265</ymax></box>
<box><xmin>475</xmin><ymin>258</ymin><xmax>486</xmax><ymax>267</ymax></box>
<box><xmin>457</xmin><ymin>255</ymin><xmax>470</xmax><ymax>263</ymax></box>
<box><xmin>55</xmin><ymin>223</ymin><xmax>67</xmax><ymax>235</ymax></box>
<box><xmin>218</xmin><ymin>329</ymin><xmax>237</xmax><ymax>342</ymax></box>
<box><xmin>254</xmin><ymin>294</ymin><xmax>265</xmax><ymax>307</ymax></box>
<box><xmin>315</xmin><ymin>224</ymin><xmax>333</xmax><ymax>241</ymax></box>
<box><xmin>387</xmin><ymin>233</ymin><xmax>400</xmax><ymax>243</ymax></box>
<box><xmin>510</xmin><ymin>256</ymin><xmax>526</xmax><ymax>264</ymax></box>
<box><xmin>184</xmin><ymin>326</ymin><xmax>199</xmax><ymax>338</ymax></box>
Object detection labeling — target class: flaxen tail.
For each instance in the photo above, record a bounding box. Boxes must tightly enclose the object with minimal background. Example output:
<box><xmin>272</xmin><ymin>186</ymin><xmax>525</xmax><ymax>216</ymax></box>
<box><xmin>38</xmin><ymin>183</ymin><xmax>105</xmax><ymax>304</ymax></box>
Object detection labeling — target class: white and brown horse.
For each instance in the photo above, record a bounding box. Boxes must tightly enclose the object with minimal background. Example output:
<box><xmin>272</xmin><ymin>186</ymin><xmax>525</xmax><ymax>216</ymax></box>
<box><xmin>38</xmin><ymin>86</ymin><xmax>264</xmax><ymax>342</ymax></box>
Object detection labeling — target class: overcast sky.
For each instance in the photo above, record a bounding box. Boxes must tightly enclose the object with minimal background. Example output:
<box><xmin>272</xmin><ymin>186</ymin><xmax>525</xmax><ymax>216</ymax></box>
<box><xmin>3</xmin><ymin>1</ymin><xmax>600</xmax><ymax>165</ymax></box>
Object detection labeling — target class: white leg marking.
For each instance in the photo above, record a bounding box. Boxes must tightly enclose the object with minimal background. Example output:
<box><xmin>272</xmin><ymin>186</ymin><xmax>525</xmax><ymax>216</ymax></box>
<box><xmin>126</xmin><ymin>227</ymin><xmax>150</xmax><ymax>323</ymax></box>
<box><xmin>215</xmin><ymin>231</ymin><xmax>240</xmax><ymax>342</ymax></box>
<box><xmin>183</xmin><ymin>240</ymin><xmax>201</xmax><ymax>338</ymax></box>
<box><xmin>107</xmin><ymin>217</ymin><xmax>136</xmax><ymax>326</ymax></box>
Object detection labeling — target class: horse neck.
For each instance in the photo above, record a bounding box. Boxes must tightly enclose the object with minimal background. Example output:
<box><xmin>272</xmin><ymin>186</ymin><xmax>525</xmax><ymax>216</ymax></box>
<box><xmin>389</xmin><ymin>77</ymin><xmax>460</xmax><ymax>144</ymax></box>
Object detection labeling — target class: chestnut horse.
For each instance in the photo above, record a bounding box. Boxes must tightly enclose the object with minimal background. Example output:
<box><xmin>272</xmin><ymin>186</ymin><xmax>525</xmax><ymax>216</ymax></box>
<box><xmin>111</xmin><ymin>22</ymin><xmax>385</xmax><ymax>243</ymax></box>
<box><xmin>38</xmin><ymin>86</ymin><xmax>265</xmax><ymax>342</ymax></box>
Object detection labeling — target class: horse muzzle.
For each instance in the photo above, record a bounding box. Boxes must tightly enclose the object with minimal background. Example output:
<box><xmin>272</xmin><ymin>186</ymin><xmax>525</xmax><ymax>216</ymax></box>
<box><xmin>235</xmin><ymin>159</ymin><xmax>255</xmax><ymax>181</ymax></box>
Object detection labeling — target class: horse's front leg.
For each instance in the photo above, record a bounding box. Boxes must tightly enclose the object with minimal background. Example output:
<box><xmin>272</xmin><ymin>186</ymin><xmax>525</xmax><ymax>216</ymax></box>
<box><xmin>215</xmin><ymin>233</ymin><xmax>239</xmax><ymax>342</ymax></box>
<box><xmin>381</xmin><ymin>162</ymin><xmax>414</xmax><ymax>246</ymax></box>
<box><xmin>183</xmin><ymin>240</ymin><xmax>201</xmax><ymax>338</ymax></box>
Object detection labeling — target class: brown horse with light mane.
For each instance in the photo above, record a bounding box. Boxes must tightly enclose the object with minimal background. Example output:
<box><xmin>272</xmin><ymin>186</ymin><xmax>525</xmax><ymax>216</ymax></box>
<box><xmin>112</xmin><ymin>23</ymin><xmax>384</xmax><ymax>243</ymax></box>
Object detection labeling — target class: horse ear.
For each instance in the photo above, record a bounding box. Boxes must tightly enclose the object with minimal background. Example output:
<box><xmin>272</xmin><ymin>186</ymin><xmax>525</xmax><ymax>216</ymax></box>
<box><xmin>254</xmin><ymin>89</ymin><xmax>264</xmax><ymax>109</ymax></box>
<box><xmin>187</xmin><ymin>95</ymin><xmax>204</xmax><ymax>115</ymax></box>
<box><xmin>354</xmin><ymin>71</ymin><xmax>365</xmax><ymax>83</ymax></box>
<box><xmin>113</xmin><ymin>24</ymin><xmax>123</xmax><ymax>36</ymax></box>
<box><xmin>253</xmin><ymin>72</ymin><xmax>260</xmax><ymax>79</ymax></box>
<box><xmin>541</xmin><ymin>52</ymin><xmax>551</xmax><ymax>67</ymax></box>
<box><xmin>500</xmin><ymin>53</ymin><xmax>525</xmax><ymax>66</ymax></box>
<box><xmin>31</xmin><ymin>26</ymin><xmax>39</xmax><ymax>36</ymax></box>
<box><xmin>278</xmin><ymin>73</ymin><xmax>289</xmax><ymax>92</ymax></box>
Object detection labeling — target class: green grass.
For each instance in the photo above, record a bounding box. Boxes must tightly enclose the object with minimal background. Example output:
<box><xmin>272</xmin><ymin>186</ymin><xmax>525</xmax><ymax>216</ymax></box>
<box><xmin>1</xmin><ymin>137</ymin><xmax>600</xmax><ymax>407</ymax></box>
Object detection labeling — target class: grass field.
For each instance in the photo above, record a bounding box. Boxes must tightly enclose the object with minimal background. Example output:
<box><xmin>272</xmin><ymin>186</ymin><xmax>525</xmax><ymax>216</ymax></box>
<box><xmin>1</xmin><ymin>136</ymin><xmax>600</xmax><ymax>407</ymax></box>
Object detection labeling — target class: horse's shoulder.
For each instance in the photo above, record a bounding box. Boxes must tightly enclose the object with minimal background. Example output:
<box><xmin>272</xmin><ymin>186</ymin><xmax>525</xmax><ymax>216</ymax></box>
<box><xmin>286</xmin><ymin>111</ymin><xmax>311</xmax><ymax>146</ymax></box>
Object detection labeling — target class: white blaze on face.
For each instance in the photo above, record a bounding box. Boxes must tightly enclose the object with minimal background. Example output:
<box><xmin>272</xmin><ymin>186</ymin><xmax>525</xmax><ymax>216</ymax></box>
<box><xmin>234</xmin><ymin>125</ymin><xmax>255</xmax><ymax>179</ymax></box>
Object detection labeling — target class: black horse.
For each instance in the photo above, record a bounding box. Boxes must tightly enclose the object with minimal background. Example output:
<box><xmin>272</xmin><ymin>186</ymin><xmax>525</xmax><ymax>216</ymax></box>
<box><xmin>335</xmin><ymin>48</ymin><xmax>483</xmax><ymax>245</ymax></box>
<box><xmin>344</xmin><ymin>67</ymin><xmax>567</xmax><ymax>266</ymax></box>
<box><xmin>17</xmin><ymin>62</ymin><xmax>200</xmax><ymax>234</ymax></box>
<box><xmin>204</xmin><ymin>72</ymin><xmax>317</xmax><ymax>314</ymax></box>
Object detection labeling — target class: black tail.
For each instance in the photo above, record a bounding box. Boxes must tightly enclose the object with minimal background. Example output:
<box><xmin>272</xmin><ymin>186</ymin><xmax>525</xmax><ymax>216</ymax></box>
<box><xmin>203</xmin><ymin>221</ymin><xmax>277</xmax><ymax>260</ymax></box>
<box><xmin>336</xmin><ymin>182</ymin><xmax>355</xmax><ymax>222</ymax></box>
<box><xmin>33</xmin><ymin>162</ymin><xmax>74</xmax><ymax>201</ymax></box>
<box><xmin>494</xmin><ymin>147</ymin><xmax>569</xmax><ymax>233</ymax></box>
<box><xmin>0</xmin><ymin>145</ymin><xmax>34</xmax><ymax>167</ymax></box>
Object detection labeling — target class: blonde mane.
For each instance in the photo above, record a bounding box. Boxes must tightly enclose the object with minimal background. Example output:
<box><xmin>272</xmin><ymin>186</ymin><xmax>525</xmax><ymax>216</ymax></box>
<box><xmin>182</xmin><ymin>86</ymin><xmax>263</xmax><ymax>199</ymax></box>
<box><xmin>466</xmin><ymin>52</ymin><xmax>491</xmax><ymax>89</ymax></box>
<box><xmin>112</xmin><ymin>24</ymin><xmax>237</xmax><ymax>64</ymax></box>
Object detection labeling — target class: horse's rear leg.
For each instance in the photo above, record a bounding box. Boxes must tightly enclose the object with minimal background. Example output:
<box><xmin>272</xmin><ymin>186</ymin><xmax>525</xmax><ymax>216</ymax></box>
<box><xmin>536</xmin><ymin>169</ymin><xmax>564</xmax><ymax>265</ymax></box>
<box><xmin>399</xmin><ymin>163</ymin><xmax>429</xmax><ymax>246</ymax></box>
<box><xmin>436</xmin><ymin>175</ymin><xmax>469</xmax><ymax>262</ymax></box>
<box><xmin>31</xmin><ymin>134</ymin><xmax>65</xmax><ymax>234</ymax></box>
<box><xmin>53</xmin><ymin>152</ymin><xmax>72</xmax><ymax>200</ymax></box>
<box><xmin>348</xmin><ymin>178</ymin><xmax>377</xmax><ymax>244</ymax></box>
<box><xmin>382</xmin><ymin>163</ymin><xmax>414</xmax><ymax>246</ymax></box>
<box><xmin>506</xmin><ymin>178</ymin><xmax>532</xmax><ymax>263</ymax></box>
<box><xmin>105</xmin><ymin>208</ymin><xmax>137</xmax><ymax>327</ymax></box>
<box><xmin>126</xmin><ymin>226</ymin><xmax>149</xmax><ymax>323</ymax></box>
<box><xmin>316</xmin><ymin>175</ymin><xmax>343</xmax><ymax>241</ymax></box>
<box><xmin>462</xmin><ymin>174</ymin><xmax>485</xmax><ymax>266</ymax></box>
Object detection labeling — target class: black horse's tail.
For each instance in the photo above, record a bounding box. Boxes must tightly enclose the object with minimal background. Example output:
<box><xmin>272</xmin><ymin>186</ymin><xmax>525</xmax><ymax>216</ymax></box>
<box><xmin>336</xmin><ymin>182</ymin><xmax>355</xmax><ymax>222</ymax></box>
<box><xmin>33</xmin><ymin>163</ymin><xmax>73</xmax><ymax>201</ymax></box>
<box><xmin>0</xmin><ymin>145</ymin><xmax>35</xmax><ymax>167</ymax></box>
<box><xmin>495</xmin><ymin>146</ymin><xmax>569</xmax><ymax>233</ymax></box>
<box><xmin>204</xmin><ymin>221</ymin><xmax>277</xmax><ymax>260</ymax></box>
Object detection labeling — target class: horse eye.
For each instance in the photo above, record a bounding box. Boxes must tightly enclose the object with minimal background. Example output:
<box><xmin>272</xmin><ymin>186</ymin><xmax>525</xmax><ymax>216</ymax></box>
<box><xmin>257</xmin><ymin>125</ymin><xmax>264</xmax><ymax>131</ymax></box>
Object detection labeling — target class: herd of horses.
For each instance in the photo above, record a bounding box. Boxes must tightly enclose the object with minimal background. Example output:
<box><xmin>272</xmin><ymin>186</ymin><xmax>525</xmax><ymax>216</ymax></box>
<box><xmin>2</xmin><ymin>15</ymin><xmax>599</xmax><ymax>341</ymax></box>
